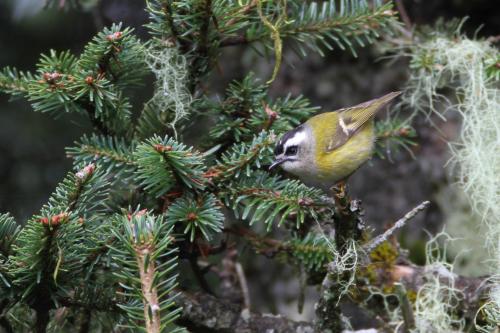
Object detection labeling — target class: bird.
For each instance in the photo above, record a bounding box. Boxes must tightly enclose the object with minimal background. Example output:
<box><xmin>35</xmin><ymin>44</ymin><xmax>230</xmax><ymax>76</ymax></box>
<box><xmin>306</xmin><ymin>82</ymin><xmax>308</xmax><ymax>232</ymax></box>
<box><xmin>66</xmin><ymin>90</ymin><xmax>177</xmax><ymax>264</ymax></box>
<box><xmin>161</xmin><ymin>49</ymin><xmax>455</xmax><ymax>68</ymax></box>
<box><xmin>270</xmin><ymin>91</ymin><xmax>401</xmax><ymax>191</ymax></box>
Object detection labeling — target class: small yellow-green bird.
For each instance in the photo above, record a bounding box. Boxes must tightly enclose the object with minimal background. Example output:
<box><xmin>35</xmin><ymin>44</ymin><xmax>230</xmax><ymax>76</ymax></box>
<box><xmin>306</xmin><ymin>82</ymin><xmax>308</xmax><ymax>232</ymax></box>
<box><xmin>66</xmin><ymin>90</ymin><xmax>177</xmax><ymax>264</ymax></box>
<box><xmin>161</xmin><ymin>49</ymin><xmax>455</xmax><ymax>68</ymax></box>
<box><xmin>270</xmin><ymin>91</ymin><xmax>401</xmax><ymax>191</ymax></box>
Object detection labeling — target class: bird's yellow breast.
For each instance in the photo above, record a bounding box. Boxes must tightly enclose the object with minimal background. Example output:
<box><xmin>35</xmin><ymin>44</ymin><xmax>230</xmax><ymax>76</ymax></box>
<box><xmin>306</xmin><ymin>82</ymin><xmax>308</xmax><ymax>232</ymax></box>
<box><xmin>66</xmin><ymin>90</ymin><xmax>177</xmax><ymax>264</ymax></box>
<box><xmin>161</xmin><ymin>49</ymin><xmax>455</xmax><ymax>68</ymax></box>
<box><xmin>307</xmin><ymin>112</ymin><xmax>375</xmax><ymax>184</ymax></box>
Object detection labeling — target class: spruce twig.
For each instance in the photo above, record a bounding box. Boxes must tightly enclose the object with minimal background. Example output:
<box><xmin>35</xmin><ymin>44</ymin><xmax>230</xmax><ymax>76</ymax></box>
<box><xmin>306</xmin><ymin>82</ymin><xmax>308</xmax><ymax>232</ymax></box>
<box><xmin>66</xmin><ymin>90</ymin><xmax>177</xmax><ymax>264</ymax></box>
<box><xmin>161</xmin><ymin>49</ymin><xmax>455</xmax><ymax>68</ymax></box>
<box><xmin>136</xmin><ymin>244</ymin><xmax>161</xmax><ymax>333</ymax></box>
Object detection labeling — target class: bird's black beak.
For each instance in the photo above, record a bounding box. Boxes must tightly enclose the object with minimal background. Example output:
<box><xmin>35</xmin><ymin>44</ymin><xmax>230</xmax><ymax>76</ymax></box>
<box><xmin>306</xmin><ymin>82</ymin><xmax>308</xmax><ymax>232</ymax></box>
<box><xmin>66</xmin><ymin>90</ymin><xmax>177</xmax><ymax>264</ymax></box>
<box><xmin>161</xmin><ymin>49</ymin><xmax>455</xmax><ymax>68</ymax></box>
<box><xmin>269</xmin><ymin>158</ymin><xmax>286</xmax><ymax>170</ymax></box>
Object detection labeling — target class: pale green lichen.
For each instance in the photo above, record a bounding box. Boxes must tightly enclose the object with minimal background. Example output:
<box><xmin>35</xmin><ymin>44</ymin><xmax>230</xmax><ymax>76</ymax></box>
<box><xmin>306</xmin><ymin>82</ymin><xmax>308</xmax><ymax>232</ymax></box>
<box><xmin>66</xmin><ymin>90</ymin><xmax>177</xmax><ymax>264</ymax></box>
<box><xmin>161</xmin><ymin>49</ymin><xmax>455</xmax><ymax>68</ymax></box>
<box><xmin>400</xmin><ymin>23</ymin><xmax>500</xmax><ymax>330</ymax></box>
<box><xmin>145</xmin><ymin>43</ymin><xmax>192</xmax><ymax>136</ymax></box>
<box><xmin>403</xmin><ymin>31</ymin><xmax>500</xmax><ymax>244</ymax></box>
<box><xmin>313</xmin><ymin>213</ymin><xmax>360</xmax><ymax>304</ymax></box>
<box><xmin>475</xmin><ymin>277</ymin><xmax>500</xmax><ymax>332</ymax></box>
<box><xmin>412</xmin><ymin>232</ymin><xmax>465</xmax><ymax>333</ymax></box>
<box><xmin>364</xmin><ymin>232</ymin><xmax>465</xmax><ymax>333</ymax></box>
<box><xmin>434</xmin><ymin>185</ymin><xmax>490</xmax><ymax>276</ymax></box>
<box><xmin>364</xmin><ymin>285</ymin><xmax>405</xmax><ymax>331</ymax></box>
<box><xmin>322</xmin><ymin>235</ymin><xmax>359</xmax><ymax>303</ymax></box>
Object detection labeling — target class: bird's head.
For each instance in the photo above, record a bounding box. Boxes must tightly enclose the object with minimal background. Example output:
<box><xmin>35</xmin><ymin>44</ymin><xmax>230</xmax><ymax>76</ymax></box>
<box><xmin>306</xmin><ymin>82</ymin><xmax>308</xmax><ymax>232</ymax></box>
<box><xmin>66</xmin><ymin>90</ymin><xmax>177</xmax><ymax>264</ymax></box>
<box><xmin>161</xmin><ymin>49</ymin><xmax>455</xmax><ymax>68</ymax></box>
<box><xmin>270</xmin><ymin>125</ymin><xmax>314</xmax><ymax>175</ymax></box>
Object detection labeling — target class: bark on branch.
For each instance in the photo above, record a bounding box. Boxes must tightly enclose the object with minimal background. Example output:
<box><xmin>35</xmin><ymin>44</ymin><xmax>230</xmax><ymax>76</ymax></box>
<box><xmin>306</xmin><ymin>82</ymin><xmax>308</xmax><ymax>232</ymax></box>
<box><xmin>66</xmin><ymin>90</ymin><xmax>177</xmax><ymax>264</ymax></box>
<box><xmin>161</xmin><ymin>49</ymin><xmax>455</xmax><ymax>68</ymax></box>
<box><xmin>172</xmin><ymin>263</ymin><xmax>492</xmax><ymax>333</ymax></box>
<box><xmin>136</xmin><ymin>245</ymin><xmax>161</xmax><ymax>333</ymax></box>
<box><xmin>391</xmin><ymin>264</ymin><xmax>491</xmax><ymax>311</ymax></box>
<box><xmin>174</xmin><ymin>290</ymin><xmax>314</xmax><ymax>333</ymax></box>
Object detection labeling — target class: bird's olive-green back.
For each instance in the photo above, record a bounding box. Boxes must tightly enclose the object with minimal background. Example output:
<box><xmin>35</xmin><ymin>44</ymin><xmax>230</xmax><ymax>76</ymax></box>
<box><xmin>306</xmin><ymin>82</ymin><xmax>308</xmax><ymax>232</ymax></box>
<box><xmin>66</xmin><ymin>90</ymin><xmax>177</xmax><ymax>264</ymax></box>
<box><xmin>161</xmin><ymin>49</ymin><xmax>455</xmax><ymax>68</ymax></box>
<box><xmin>307</xmin><ymin>112</ymin><xmax>375</xmax><ymax>183</ymax></box>
<box><xmin>304</xmin><ymin>92</ymin><xmax>400</xmax><ymax>183</ymax></box>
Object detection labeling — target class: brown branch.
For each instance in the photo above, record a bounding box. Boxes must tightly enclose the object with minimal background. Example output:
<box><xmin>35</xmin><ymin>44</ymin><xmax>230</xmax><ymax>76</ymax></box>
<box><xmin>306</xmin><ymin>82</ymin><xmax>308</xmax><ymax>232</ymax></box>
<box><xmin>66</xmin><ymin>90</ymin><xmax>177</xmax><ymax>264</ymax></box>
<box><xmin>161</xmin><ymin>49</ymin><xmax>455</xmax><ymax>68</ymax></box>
<box><xmin>32</xmin><ymin>225</ymin><xmax>60</xmax><ymax>333</ymax></box>
<box><xmin>78</xmin><ymin>308</ymin><xmax>92</xmax><ymax>333</ymax></box>
<box><xmin>395</xmin><ymin>283</ymin><xmax>415</xmax><ymax>332</ymax></box>
<box><xmin>225</xmin><ymin>226</ymin><xmax>284</xmax><ymax>257</ymax></box>
<box><xmin>172</xmin><ymin>259</ymin><xmax>492</xmax><ymax>333</ymax></box>
<box><xmin>486</xmin><ymin>35</ymin><xmax>500</xmax><ymax>44</ymax></box>
<box><xmin>217</xmin><ymin>248</ymin><xmax>245</xmax><ymax>305</ymax></box>
<box><xmin>57</xmin><ymin>297</ymin><xmax>121</xmax><ymax>313</ymax></box>
<box><xmin>53</xmin><ymin>263</ymin><xmax>490</xmax><ymax>333</ymax></box>
<box><xmin>174</xmin><ymin>290</ymin><xmax>314</xmax><ymax>333</ymax></box>
<box><xmin>136</xmin><ymin>245</ymin><xmax>161</xmax><ymax>333</ymax></box>
<box><xmin>390</xmin><ymin>264</ymin><xmax>491</xmax><ymax>310</ymax></box>
<box><xmin>220</xmin><ymin>35</ymin><xmax>249</xmax><ymax>47</ymax></box>
<box><xmin>161</xmin><ymin>1</ymin><xmax>182</xmax><ymax>47</ymax></box>
<box><xmin>82</xmin><ymin>102</ymin><xmax>112</xmax><ymax>136</ymax></box>
<box><xmin>0</xmin><ymin>300</ymin><xmax>13</xmax><ymax>333</ymax></box>
<box><xmin>224</xmin><ymin>0</ymin><xmax>257</xmax><ymax>28</ymax></box>
<box><xmin>262</xmin><ymin>102</ymin><xmax>278</xmax><ymax>131</ymax></box>
<box><xmin>395</xmin><ymin>0</ymin><xmax>412</xmax><ymax>30</ymax></box>
<box><xmin>189</xmin><ymin>253</ymin><xmax>215</xmax><ymax>295</ymax></box>
<box><xmin>34</xmin><ymin>308</ymin><xmax>50</xmax><ymax>333</ymax></box>
<box><xmin>0</xmin><ymin>317</ymin><xmax>13</xmax><ymax>333</ymax></box>
<box><xmin>235</xmin><ymin>262</ymin><xmax>251</xmax><ymax>309</ymax></box>
<box><xmin>316</xmin><ymin>184</ymin><xmax>365</xmax><ymax>332</ymax></box>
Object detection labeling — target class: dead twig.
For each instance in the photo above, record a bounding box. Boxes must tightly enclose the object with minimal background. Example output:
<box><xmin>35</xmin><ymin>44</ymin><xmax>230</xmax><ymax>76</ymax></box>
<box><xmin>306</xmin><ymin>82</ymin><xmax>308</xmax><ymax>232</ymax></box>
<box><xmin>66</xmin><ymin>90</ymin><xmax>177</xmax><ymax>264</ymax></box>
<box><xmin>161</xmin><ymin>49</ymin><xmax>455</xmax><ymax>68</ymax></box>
<box><xmin>395</xmin><ymin>283</ymin><xmax>415</xmax><ymax>332</ymax></box>
<box><xmin>365</xmin><ymin>201</ymin><xmax>430</xmax><ymax>253</ymax></box>
<box><xmin>235</xmin><ymin>262</ymin><xmax>251</xmax><ymax>310</ymax></box>
<box><xmin>395</xmin><ymin>0</ymin><xmax>412</xmax><ymax>31</ymax></box>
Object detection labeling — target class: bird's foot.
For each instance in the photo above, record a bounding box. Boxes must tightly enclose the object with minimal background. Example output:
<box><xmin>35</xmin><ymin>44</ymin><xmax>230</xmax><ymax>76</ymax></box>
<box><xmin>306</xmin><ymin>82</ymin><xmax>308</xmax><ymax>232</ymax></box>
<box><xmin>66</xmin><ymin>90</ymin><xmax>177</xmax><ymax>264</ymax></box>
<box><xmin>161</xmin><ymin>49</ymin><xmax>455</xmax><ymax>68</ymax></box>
<box><xmin>331</xmin><ymin>181</ymin><xmax>349</xmax><ymax>213</ymax></box>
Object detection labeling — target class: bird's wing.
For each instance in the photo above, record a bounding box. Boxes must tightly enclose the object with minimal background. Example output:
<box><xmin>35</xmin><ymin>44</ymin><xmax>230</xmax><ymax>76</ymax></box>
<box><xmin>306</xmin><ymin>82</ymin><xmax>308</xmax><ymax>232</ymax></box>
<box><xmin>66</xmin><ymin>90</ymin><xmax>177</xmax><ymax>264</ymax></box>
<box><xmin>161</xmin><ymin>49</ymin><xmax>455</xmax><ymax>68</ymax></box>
<box><xmin>325</xmin><ymin>91</ymin><xmax>401</xmax><ymax>152</ymax></box>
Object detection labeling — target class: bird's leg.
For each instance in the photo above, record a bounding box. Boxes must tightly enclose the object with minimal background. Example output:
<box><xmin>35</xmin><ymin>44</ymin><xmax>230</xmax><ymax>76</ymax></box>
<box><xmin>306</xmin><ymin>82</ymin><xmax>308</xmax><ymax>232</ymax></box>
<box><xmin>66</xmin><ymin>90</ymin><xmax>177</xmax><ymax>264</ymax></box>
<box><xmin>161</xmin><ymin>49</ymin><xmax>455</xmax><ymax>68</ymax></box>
<box><xmin>331</xmin><ymin>180</ymin><xmax>349</xmax><ymax>214</ymax></box>
<box><xmin>335</xmin><ymin>180</ymin><xmax>346</xmax><ymax>195</ymax></box>
<box><xmin>330</xmin><ymin>180</ymin><xmax>364</xmax><ymax>243</ymax></box>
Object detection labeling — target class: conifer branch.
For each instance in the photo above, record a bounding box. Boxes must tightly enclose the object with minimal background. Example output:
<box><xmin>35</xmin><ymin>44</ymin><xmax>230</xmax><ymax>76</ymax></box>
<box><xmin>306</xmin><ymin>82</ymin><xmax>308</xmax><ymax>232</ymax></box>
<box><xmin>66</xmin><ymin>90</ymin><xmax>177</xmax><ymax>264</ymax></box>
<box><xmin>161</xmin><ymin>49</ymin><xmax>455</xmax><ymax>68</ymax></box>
<box><xmin>228</xmin><ymin>226</ymin><xmax>333</xmax><ymax>273</ymax></box>
<box><xmin>220</xmin><ymin>0</ymin><xmax>400</xmax><ymax>57</ymax></box>
<box><xmin>375</xmin><ymin>118</ymin><xmax>417</xmax><ymax>159</ymax></box>
<box><xmin>86</xmin><ymin>107</ymin><xmax>112</xmax><ymax>135</ymax></box>
<box><xmin>145</xmin><ymin>0</ymin><xmax>181</xmax><ymax>42</ymax></box>
<box><xmin>109</xmin><ymin>212</ymin><xmax>182</xmax><ymax>332</ymax></box>
<box><xmin>0</xmin><ymin>68</ymin><xmax>31</xmax><ymax>95</ymax></box>
<box><xmin>0</xmin><ymin>214</ymin><xmax>20</xmax><ymax>261</ymax></box>
<box><xmin>221</xmin><ymin>171</ymin><xmax>327</xmax><ymax>230</ymax></box>
<box><xmin>134</xmin><ymin>136</ymin><xmax>206</xmax><ymax>197</ymax></box>
<box><xmin>191</xmin><ymin>0</ymin><xmax>213</xmax><ymax>83</ymax></box>
<box><xmin>206</xmin><ymin>131</ymin><xmax>275</xmax><ymax>182</ymax></box>
<box><xmin>288</xmin><ymin>233</ymin><xmax>333</xmax><ymax>272</ymax></box>
<box><xmin>136</xmin><ymin>245</ymin><xmax>162</xmax><ymax>333</ymax></box>
<box><xmin>0</xmin><ymin>26</ymin><xmax>145</xmax><ymax>136</ymax></box>
<box><xmin>207</xmin><ymin>74</ymin><xmax>318</xmax><ymax>144</ymax></box>
<box><xmin>166</xmin><ymin>193</ymin><xmax>224</xmax><ymax>241</ymax></box>
<box><xmin>66</xmin><ymin>135</ymin><xmax>136</xmax><ymax>179</ymax></box>
<box><xmin>6</xmin><ymin>164</ymin><xmax>108</xmax><ymax>332</ymax></box>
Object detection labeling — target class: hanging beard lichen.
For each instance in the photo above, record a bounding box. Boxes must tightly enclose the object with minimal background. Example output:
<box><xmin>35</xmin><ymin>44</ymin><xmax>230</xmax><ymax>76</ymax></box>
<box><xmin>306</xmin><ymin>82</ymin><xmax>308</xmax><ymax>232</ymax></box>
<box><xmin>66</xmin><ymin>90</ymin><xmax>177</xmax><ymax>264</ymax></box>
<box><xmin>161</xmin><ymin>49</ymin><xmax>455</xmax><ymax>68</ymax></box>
<box><xmin>412</xmin><ymin>232</ymin><xmax>465</xmax><ymax>333</ymax></box>
<box><xmin>401</xmin><ymin>22</ymin><xmax>500</xmax><ymax>331</ymax></box>
<box><xmin>144</xmin><ymin>43</ymin><xmax>192</xmax><ymax>137</ymax></box>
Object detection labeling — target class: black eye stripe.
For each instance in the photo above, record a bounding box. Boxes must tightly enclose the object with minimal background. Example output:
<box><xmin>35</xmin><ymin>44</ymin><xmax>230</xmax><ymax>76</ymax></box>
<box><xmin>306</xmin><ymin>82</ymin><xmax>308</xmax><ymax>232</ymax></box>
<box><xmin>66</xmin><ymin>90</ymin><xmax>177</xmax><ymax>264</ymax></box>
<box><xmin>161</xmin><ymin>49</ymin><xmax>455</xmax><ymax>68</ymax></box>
<box><xmin>274</xmin><ymin>141</ymin><xmax>284</xmax><ymax>155</ymax></box>
<box><xmin>275</xmin><ymin>125</ymin><xmax>304</xmax><ymax>156</ymax></box>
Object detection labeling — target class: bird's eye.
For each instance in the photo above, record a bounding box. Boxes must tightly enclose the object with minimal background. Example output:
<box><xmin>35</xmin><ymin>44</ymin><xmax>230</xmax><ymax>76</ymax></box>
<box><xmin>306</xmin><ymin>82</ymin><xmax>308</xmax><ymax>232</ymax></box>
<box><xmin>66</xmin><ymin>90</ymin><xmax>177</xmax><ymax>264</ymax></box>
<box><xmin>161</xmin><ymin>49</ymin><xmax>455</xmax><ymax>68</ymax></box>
<box><xmin>285</xmin><ymin>146</ymin><xmax>298</xmax><ymax>156</ymax></box>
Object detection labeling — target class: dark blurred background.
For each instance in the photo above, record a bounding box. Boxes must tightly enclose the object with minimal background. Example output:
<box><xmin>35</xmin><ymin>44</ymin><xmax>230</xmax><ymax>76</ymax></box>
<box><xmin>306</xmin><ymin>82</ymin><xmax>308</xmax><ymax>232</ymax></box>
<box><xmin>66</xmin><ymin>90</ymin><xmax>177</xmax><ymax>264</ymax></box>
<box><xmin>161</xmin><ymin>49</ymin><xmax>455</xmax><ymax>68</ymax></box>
<box><xmin>1</xmin><ymin>0</ymin><xmax>499</xmax><ymax>324</ymax></box>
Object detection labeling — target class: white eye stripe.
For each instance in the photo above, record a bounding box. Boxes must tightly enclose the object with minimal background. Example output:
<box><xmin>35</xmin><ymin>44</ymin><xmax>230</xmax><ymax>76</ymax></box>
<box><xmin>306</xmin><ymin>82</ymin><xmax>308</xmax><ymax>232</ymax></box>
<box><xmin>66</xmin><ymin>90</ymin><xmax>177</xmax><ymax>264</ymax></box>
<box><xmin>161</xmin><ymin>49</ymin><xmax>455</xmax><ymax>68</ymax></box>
<box><xmin>284</xmin><ymin>131</ymin><xmax>306</xmax><ymax>150</ymax></box>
